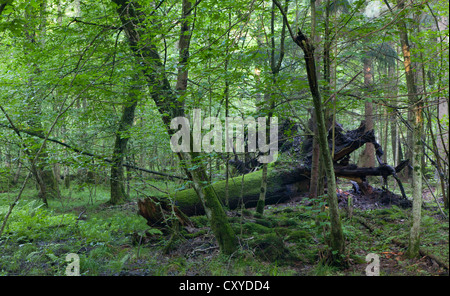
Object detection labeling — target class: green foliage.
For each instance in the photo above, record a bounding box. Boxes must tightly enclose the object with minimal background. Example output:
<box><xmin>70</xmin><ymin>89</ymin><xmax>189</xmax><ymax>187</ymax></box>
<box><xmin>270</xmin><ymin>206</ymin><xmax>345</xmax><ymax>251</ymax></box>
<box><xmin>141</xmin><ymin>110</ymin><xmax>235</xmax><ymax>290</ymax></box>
<box><xmin>0</xmin><ymin>0</ymin><xmax>448</xmax><ymax>276</ymax></box>
<box><xmin>0</xmin><ymin>200</ymin><xmax>78</xmax><ymax>242</ymax></box>
<box><xmin>0</xmin><ymin>184</ymin><xmax>448</xmax><ymax>275</ymax></box>
<box><xmin>286</xmin><ymin>229</ymin><xmax>312</xmax><ymax>242</ymax></box>
<box><xmin>309</xmin><ymin>262</ymin><xmax>342</xmax><ymax>276</ymax></box>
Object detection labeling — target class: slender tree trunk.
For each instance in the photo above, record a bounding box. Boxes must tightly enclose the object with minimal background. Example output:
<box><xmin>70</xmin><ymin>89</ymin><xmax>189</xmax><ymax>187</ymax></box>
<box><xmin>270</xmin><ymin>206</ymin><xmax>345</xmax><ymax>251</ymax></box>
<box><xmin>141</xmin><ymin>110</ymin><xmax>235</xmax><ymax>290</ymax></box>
<box><xmin>112</xmin><ymin>0</ymin><xmax>237</xmax><ymax>254</ymax></box>
<box><xmin>388</xmin><ymin>64</ymin><xmax>399</xmax><ymax>166</ymax></box>
<box><xmin>12</xmin><ymin>160</ymin><xmax>22</xmax><ymax>185</ymax></box>
<box><xmin>110</xmin><ymin>75</ymin><xmax>140</xmax><ymax>205</ymax></box>
<box><xmin>223</xmin><ymin>10</ymin><xmax>233</xmax><ymax>208</ymax></box>
<box><xmin>308</xmin><ymin>0</ymin><xmax>321</xmax><ymax>199</ymax></box>
<box><xmin>293</xmin><ymin>32</ymin><xmax>345</xmax><ymax>261</ymax></box>
<box><xmin>273</xmin><ymin>0</ymin><xmax>345</xmax><ymax>262</ymax></box>
<box><xmin>383</xmin><ymin>107</ymin><xmax>388</xmax><ymax>164</ymax></box>
<box><xmin>307</xmin><ymin>51</ymin><xmax>345</xmax><ymax>262</ymax></box>
<box><xmin>256</xmin><ymin>0</ymin><xmax>287</xmax><ymax>215</ymax></box>
<box><xmin>309</xmin><ymin>109</ymin><xmax>320</xmax><ymax>199</ymax></box>
<box><xmin>437</xmin><ymin>98</ymin><xmax>449</xmax><ymax>208</ymax></box>
<box><xmin>434</xmin><ymin>12</ymin><xmax>449</xmax><ymax>208</ymax></box>
<box><xmin>359</xmin><ymin>57</ymin><xmax>375</xmax><ymax>168</ymax></box>
<box><xmin>395</xmin><ymin>0</ymin><xmax>423</xmax><ymax>258</ymax></box>
<box><xmin>256</xmin><ymin>163</ymin><xmax>268</xmax><ymax>214</ymax></box>
<box><xmin>23</xmin><ymin>3</ymin><xmax>59</xmax><ymax>204</ymax></box>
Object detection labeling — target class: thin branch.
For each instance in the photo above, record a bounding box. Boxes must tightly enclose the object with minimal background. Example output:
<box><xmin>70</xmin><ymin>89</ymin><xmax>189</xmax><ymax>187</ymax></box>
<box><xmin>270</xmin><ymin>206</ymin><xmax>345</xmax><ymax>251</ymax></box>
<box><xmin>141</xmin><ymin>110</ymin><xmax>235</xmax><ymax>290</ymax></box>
<box><xmin>70</xmin><ymin>17</ymin><xmax>121</xmax><ymax>30</ymax></box>
<box><xmin>272</xmin><ymin>0</ymin><xmax>295</xmax><ymax>41</ymax></box>
<box><xmin>0</xmin><ymin>172</ymin><xmax>33</xmax><ymax>237</ymax></box>
<box><xmin>324</xmin><ymin>70</ymin><xmax>362</xmax><ymax>105</ymax></box>
<box><xmin>0</xmin><ymin>122</ymin><xmax>188</xmax><ymax>181</ymax></box>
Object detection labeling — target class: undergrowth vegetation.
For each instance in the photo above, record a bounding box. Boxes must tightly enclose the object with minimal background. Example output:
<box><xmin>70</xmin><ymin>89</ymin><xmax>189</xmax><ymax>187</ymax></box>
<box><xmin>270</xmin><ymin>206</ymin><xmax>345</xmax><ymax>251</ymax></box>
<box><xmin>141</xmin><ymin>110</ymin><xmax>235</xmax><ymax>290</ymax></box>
<box><xmin>0</xmin><ymin>181</ymin><xmax>448</xmax><ymax>276</ymax></box>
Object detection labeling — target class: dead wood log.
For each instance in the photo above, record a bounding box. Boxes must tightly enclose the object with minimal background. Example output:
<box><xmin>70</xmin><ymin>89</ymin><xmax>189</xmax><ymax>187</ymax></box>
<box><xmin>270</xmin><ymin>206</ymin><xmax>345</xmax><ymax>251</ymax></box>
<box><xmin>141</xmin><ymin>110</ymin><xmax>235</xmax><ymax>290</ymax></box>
<box><xmin>169</xmin><ymin>160</ymin><xmax>409</xmax><ymax>216</ymax></box>
<box><xmin>138</xmin><ymin>160</ymin><xmax>409</xmax><ymax>219</ymax></box>
<box><xmin>173</xmin><ymin>167</ymin><xmax>311</xmax><ymax>216</ymax></box>
<box><xmin>146</xmin><ymin>120</ymin><xmax>408</xmax><ymax>218</ymax></box>
<box><xmin>334</xmin><ymin>161</ymin><xmax>408</xmax><ymax>181</ymax></box>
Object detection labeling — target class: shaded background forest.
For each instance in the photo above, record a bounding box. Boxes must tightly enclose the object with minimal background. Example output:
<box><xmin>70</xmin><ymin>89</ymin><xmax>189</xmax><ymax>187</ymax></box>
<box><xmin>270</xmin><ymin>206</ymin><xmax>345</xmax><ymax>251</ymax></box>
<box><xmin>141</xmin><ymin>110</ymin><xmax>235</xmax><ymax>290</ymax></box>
<box><xmin>0</xmin><ymin>0</ymin><xmax>448</xmax><ymax>276</ymax></box>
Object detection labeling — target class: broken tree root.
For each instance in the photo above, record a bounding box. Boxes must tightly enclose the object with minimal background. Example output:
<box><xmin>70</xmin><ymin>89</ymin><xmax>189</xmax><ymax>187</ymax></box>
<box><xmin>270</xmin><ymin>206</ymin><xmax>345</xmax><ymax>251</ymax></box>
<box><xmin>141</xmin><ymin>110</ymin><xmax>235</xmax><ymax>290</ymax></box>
<box><xmin>137</xmin><ymin>196</ymin><xmax>193</xmax><ymax>229</ymax></box>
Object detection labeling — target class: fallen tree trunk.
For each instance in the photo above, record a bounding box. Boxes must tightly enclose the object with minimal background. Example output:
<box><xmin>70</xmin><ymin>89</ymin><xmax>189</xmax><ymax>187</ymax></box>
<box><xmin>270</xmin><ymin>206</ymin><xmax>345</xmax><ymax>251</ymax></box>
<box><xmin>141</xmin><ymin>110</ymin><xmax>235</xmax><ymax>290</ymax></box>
<box><xmin>303</xmin><ymin>120</ymin><xmax>380</xmax><ymax>166</ymax></box>
<box><xmin>171</xmin><ymin>161</ymin><xmax>409</xmax><ymax>216</ymax></box>
<box><xmin>334</xmin><ymin>161</ymin><xmax>409</xmax><ymax>183</ymax></box>
<box><xmin>229</xmin><ymin>120</ymin><xmax>377</xmax><ymax>174</ymax></box>
<box><xmin>138</xmin><ymin>119</ymin><xmax>409</xmax><ymax>219</ymax></box>
<box><xmin>173</xmin><ymin>166</ymin><xmax>310</xmax><ymax>216</ymax></box>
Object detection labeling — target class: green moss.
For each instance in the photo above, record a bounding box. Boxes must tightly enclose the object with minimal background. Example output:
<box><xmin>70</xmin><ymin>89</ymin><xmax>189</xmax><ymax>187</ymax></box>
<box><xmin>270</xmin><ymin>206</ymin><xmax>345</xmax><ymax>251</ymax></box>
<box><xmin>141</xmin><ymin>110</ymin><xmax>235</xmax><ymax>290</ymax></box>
<box><xmin>241</xmin><ymin>209</ymin><xmax>253</xmax><ymax>216</ymax></box>
<box><xmin>254</xmin><ymin>212</ymin><xmax>263</xmax><ymax>219</ymax></box>
<box><xmin>249</xmin><ymin>233</ymin><xmax>289</xmax><ymax>262</ymax></box>
<box><xmin>190</xmin><ymin>215</ymin><xmax>209</xmax><ymax>227</ymax></box>
<box><xmin>241</xmin><ymin>222</ymin><xmax>273</xmax><ymax>235</ymax></box>
<box><xmin>172</xmin><ymin>168</ymin><xmax>285</xmax><ymax>215</ymax></box>
<box><xmin>273</xmin><ymin>227</ymin><xmax>292</xmax><ymax>237</ymax></box>
<box><xmin>256</xmin><ymin>200</ymin><xmax>265</xmax><ymax>214</ymax></box>
<box><xmin>275</xmin><ymin>217</ymin><xmax>299</xmax><ymax>227</ymax></box>
<box><xmin>202</xmin><ymin>185</ymin><xmax>238</xmax><ymax>255</ymax></box>
<box><xmin>286</xmin><ymin>230</ymin><xmax>312</xmax><ymax>242</ymax></box>
<box><xmin>255</xmin><ymin>218</ymin><xmax>273</xmax><ymax>228</ymax></box>
<box><xmin>182</xmin><ymin>229</ymin><xmax>208</xmax><ymax>239</ymax></box>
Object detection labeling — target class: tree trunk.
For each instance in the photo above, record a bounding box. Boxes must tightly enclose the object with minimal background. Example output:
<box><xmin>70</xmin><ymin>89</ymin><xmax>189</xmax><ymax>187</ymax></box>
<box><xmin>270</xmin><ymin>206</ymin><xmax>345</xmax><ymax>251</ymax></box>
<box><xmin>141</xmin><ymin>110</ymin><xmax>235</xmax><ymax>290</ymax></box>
<box><xmin>174</xmin><ymin>166</ymin><xmax>310</xmax><ymax>216</ymax></box>
<box><xmin>308</xmin><ymin>0</ymin><xmax>321</xmax><ymax>200</ymax></box>
<box><xmin>173</xmin><ymin>160</ymin><xmax>410</xmax><ymax>216</ymax></box>
<box><xmin>292</xmin><ymin>29</ymin><xmax>345</xmax><ymax>261</ymax></box>
<box><xmin>396</xmin><ymin>0</ymin><xmax>423</xmax><ymax>258</ymax></box>
<box><xmin>388</xmin><ymin>63</ymin><xmax>399</xmax><ymax>166</ymax></box>
<box><xmin>256</xmin><ymin>0</ymin><xmax>287</xmax><ymax>215</ymax></box>
<box><xmin>12</xmin><ymin>161</ymin><xmax>22</xmax><ymax>185</ymax></box>
<box><xmin>111</xmin><ymin>0</ymin><xmax>237</xmax><ymax>254</ymax></box>
<box><xmin>359</xmin><ymin>57</ymin><xmax>375</xmax><ymax>168</ymax></box>
<box><xmin>22</xmin><ymin>3</ymin><xmax>60</xmax><ymax>204</ymax></box>
<box><xmin>309</xmin><ymin>115</ymin><xmax>320</xmax><ymax>199</ymax></box>
<box><xmin>437</xmin><ymin>98</ymin><xmax>448</xmax><ymax>208</ymax></box>
<box><xmin>110</xmin><ymin>75</ymin><xmax>140</xmax><ymax>204</ymax></box>
<box><xmin>256</xmin><ymin>163</ymin><xmax>268</xmax><ymax>214</ymax></box>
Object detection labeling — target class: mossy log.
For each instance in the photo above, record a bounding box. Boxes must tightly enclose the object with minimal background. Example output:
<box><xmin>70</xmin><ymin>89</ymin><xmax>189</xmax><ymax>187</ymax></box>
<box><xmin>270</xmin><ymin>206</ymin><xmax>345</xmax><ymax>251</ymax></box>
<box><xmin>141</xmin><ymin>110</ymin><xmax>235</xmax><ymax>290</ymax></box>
<box><xmin>173</xmin><ymin>167</ymin><xmax>310</xmax><ymax>216</ymax></box>
<box><xmin>143</xmin><ymin>121</ymin><xmax>408</xmax><ymax>218</ymax></box>
<box><xmin>171</xmin><ymin>160</ymin><xmax>409</xmax><ymax>216</ymax></box>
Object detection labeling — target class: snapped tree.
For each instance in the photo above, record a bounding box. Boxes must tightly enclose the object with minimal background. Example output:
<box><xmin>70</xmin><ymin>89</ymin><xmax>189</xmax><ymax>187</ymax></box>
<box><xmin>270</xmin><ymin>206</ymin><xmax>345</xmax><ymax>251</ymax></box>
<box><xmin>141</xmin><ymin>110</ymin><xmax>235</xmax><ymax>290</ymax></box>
<box><xmin>273</xmin><ymin>0</ymin><xmax>345</xmax><ymax>264</ymax></box>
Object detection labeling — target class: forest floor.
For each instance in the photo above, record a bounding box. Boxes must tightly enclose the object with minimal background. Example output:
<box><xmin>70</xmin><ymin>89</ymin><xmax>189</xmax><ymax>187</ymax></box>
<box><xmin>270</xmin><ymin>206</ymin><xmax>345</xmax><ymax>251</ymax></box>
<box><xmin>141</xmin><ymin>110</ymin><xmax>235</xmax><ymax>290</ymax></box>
<box><xmin>0</xmin><ymin>179</ymin><xmax>448</xmax><ymax>276</ymax></box>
